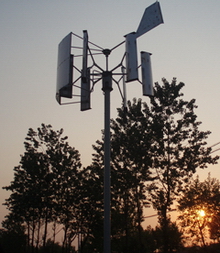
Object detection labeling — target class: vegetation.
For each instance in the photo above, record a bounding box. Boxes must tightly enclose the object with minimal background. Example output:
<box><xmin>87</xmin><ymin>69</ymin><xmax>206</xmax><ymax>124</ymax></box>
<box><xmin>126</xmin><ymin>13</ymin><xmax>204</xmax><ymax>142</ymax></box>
<box><xmin>145</xmin><ymin>78</ymin><xmax>218</xmax><ymax>252</ymax></box>
<box><xmin>1</xmin><ymin>79</ymin><xmax>219</xmax><ymax>252</ymax></box>
<box><xmin>92</xmin><ymin>97</ymin><xmax>153</xmax><ymax>252</ymax></box>
<box><xmin>1</xmin><ymin>124</ymin><xmax>100</xmax><ymax>253</ymax></box>
<box><xmin>178</xmin><ymin>174</ymin><xmax>220</xmax><ymax>247</ymax></box>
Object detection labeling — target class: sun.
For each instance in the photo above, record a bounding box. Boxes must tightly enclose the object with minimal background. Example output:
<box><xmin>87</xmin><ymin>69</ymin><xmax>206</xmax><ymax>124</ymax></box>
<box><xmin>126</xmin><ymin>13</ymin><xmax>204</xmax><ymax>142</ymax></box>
<box><xmin>198</xmin><ymin>209</ymin><xmax>205</xmax><ymax>217</ymax></box>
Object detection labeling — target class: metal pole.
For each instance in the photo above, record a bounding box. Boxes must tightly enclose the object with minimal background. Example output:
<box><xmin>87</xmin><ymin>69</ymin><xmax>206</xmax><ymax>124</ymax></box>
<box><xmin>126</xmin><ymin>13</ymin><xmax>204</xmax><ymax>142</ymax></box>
<box><xmin>122</xmin><ymin>66</ymin><xmax>127</xmax><ymax>111</ymax></box>
<box><xmin>102</xmin><ymin>70</ymin><xmax>112</xmax><ymax>253</ymax></box>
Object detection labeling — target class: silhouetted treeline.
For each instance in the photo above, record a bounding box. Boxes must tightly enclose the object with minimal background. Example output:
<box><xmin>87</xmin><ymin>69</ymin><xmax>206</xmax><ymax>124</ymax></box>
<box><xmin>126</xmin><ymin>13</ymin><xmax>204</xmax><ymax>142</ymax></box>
<box><xmin>1</xmin><ymin>79</ymin><xmax>218</xmax><ymax>253</ymax></box>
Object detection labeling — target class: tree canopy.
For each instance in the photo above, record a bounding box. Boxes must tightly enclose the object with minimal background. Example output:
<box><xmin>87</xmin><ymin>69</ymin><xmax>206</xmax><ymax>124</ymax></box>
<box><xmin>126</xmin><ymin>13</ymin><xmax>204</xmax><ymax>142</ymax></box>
<box><xmin>146</xmin><ymin>78</ymin><xmax>218</xmax><ymax>252</ymax></box>
<box><xmin>178</xmin><ymin>174</ymin><xmax>220</xmax><ymax>246</ymax></box>
<box><xmin>2</xmin><ymin>78</ymin><xmax>219</xmax><ymax>253</ymax></box>
<box><xmin>92</xmin><ymin>78</ymin><xmax>218</xmax><ymax>252</ymax></box>
<box><xmin>3</xmin><ymin>124</ymin><xmax>83</xmax><ymax>252</ymax></box>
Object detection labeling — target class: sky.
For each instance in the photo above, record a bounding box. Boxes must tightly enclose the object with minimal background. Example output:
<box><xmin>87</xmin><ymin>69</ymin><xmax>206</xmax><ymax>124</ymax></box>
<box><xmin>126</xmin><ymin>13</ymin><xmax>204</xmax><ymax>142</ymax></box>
<box><xmin>1</xmin><ymin>0</ymin><xmax>220</xmax><ymax>230</ymax></box>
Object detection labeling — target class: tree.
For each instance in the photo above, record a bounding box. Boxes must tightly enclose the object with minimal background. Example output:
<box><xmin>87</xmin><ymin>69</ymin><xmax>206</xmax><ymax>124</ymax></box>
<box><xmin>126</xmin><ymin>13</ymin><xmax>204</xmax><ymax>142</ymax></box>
<box><xmin>92</xmin><ymin>78</ymin><xmax>218</xmax><ymax>252</ymax></box>
<box><xmin>142</xmin><ymin>223</ymin><xmax>184</xmax><ymax>253</ymax></box>
<box><xmin>178</xmin><ymin>174</ymin><xmax>220</xmax><ymax>246</ymax></box>
<box><xmin>2</xmin><ymin>124</ymin><xmax>82</xmax><ymax>252</ymax></box>
<box><xmin>76</xmin><ymin>164</ymin><xmax>104</xmax><ymax>253</ymax></box>
<box><xmin>146</xmin><ymin>78</ymin><xmax>219</xmax><ymax>252</ymax></box>
<box><xmin>0</xmin><ymin>226</ymin><xmax>27</xmax><ymax>253</ymax></box>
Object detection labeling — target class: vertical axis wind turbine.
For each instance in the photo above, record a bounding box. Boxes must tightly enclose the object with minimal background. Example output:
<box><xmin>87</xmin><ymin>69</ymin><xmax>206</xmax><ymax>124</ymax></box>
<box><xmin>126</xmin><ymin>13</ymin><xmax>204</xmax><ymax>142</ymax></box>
<box><xmin>55</xmin><ymin>2</ymin><xmax>163</xmax><ymax>252</ymax></box>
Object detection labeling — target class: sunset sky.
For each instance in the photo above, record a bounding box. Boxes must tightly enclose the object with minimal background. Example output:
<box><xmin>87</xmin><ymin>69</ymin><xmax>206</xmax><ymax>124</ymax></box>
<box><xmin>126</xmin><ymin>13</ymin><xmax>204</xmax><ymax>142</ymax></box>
<box><xmin>1</xmin><ymin>0</ymin><xmax>220</xmax><ymax>228</ymax></box>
